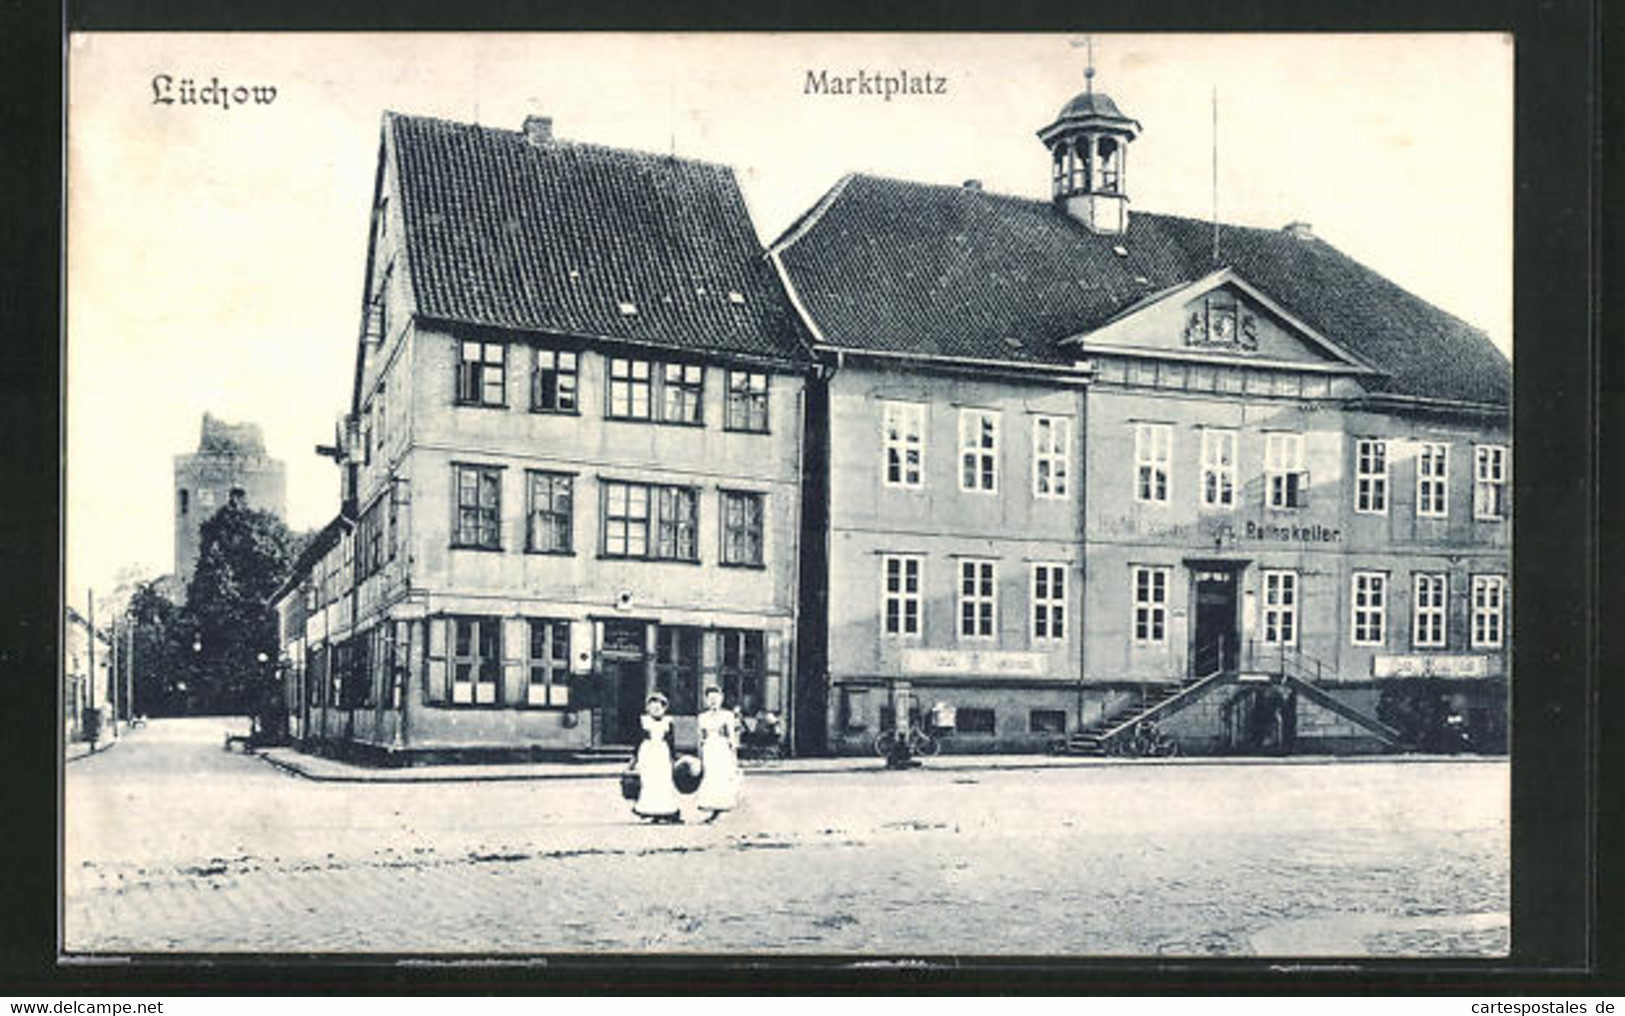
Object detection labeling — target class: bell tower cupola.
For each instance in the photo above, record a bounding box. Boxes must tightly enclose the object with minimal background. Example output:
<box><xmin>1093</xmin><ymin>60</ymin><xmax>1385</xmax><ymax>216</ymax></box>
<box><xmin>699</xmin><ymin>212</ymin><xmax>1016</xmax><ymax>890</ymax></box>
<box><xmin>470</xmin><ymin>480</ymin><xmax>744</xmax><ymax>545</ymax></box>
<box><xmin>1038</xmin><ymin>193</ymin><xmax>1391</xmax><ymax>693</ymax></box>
<box><xmin>1037</xmin><ymin>64</ymin><xmax>1141</xmax><ymax>235</ymax></box>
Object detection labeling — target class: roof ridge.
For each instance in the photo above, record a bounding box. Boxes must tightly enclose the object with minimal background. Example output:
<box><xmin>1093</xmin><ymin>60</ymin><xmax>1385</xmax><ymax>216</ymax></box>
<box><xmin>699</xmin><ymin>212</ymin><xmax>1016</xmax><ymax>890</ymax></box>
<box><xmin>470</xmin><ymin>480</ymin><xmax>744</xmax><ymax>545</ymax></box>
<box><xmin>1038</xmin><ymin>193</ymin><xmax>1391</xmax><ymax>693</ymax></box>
<box><xmin>387</xmin><ymin>110</ymin><xmax>735</xmax><ymax>174</ymax></box>
<box><xmin>767</xmin><ymin>173</ymin><xmax>856</xmax><ymax>253</ymax></box>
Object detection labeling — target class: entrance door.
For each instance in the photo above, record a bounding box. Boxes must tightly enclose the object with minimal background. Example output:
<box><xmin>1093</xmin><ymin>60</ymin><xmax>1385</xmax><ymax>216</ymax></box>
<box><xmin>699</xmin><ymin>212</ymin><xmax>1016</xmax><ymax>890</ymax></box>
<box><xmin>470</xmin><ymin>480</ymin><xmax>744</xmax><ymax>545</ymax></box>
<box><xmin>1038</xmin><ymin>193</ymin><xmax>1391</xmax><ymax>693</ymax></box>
<box><xmin>1190</xmin><ymin>568</ymin><xmax>1240</xmax><ymax>675</ymax></box>
<box><xmin>603</xmin><ymin>658</ymin><xmax>649</xmax><ymax>745</ymax></box>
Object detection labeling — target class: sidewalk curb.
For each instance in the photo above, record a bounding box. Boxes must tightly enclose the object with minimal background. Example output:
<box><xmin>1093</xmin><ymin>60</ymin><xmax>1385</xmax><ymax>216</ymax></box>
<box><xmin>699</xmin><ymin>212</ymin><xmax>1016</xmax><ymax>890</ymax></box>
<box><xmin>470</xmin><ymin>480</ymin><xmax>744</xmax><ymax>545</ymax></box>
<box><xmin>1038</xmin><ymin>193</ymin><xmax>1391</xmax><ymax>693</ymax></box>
<box><xmin>254</xmin><ymin>747</ymin><xmax>1507</xmax><ymax>785</ymax></box>
<box><xmin>64</xmin><ymin>738</ymin><xmax>121</xmax><ymax>765</ymax></box>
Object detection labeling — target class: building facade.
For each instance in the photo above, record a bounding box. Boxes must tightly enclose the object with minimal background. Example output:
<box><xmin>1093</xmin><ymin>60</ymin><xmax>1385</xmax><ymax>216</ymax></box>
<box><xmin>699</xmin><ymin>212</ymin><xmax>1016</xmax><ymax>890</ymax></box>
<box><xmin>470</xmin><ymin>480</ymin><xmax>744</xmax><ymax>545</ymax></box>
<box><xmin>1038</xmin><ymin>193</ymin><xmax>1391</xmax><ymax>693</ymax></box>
<box><xmin>774</xmin><ymin>83</ymin><xmax>1510</xmax><ymax>755</ymax></box>
<box><xmin>173</xmin><ymin>414</ymin><xmax>287</xmax><ymax>587</ymax></box>
<box><xmin>274</xmin><ymin>113</ymin><xmax>813</xmax><ymax>759</ymax></box>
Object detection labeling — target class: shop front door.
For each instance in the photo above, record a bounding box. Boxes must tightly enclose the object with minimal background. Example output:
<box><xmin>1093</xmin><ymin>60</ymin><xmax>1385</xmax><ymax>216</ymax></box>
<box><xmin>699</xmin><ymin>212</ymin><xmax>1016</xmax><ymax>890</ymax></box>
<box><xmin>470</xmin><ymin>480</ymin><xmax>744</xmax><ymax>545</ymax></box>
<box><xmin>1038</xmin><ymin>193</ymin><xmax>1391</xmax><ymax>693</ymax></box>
<box><xmin>602</xmin><ymin>658</ymin><xmax>649</xmax><ymax>745</ymax></box>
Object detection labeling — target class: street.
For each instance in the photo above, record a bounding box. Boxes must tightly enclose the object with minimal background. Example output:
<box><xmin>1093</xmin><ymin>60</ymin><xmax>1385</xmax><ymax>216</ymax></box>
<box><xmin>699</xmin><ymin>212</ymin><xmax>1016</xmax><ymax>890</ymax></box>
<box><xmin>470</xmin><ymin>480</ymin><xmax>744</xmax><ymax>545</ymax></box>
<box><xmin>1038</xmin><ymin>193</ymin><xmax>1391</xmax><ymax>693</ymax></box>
<box><xmin>64</xmin><ymin>718</ymin><xmax>1508</xmax><ymax>956</ymax></box>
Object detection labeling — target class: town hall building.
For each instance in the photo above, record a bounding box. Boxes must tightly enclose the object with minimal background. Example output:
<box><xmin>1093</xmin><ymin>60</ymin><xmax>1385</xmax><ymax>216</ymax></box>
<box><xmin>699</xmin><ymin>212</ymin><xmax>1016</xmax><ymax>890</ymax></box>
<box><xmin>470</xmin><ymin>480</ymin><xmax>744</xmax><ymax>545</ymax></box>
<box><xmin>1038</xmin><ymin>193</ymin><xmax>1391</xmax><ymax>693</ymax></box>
<box><xmin>773</xmin><ymin>82</ymin><xmax>1509</xmax><ymax>755</ymax></box>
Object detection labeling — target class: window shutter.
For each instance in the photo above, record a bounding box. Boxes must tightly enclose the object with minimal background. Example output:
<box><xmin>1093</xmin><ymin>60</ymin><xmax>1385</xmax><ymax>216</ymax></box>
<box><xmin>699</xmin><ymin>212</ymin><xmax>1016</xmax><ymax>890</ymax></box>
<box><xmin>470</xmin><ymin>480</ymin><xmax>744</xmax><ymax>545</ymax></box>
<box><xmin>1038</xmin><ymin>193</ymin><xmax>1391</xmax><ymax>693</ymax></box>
<box><xmin>764</xmin><ymin>630</ymin><xmax>786</xmax><ymax>714</ymax></box>
<box><xmin>425</xmin><ymin>617</ymin><xmax>448</xmax><ymax>705</ymax></box>
<box><xmin>1296</xmin><ymin>471</ymin><xmax>1312</xmax><ymax>507</ymax></box>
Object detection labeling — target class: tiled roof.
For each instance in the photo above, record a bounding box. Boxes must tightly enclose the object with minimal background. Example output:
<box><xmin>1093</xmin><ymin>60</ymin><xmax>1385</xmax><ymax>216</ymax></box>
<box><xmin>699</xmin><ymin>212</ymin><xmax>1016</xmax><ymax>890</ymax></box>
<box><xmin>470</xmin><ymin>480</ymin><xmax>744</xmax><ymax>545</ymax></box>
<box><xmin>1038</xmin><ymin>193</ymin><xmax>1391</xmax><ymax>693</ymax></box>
<box><xmin>772</xmin><ymin>174</ymin><xmax>1510</xmax><ymax>405</ymax></box>
<box><xmin>388</xmin><ymin>113</ymin><xmax>810</xmax><ymax>365</ymax></box>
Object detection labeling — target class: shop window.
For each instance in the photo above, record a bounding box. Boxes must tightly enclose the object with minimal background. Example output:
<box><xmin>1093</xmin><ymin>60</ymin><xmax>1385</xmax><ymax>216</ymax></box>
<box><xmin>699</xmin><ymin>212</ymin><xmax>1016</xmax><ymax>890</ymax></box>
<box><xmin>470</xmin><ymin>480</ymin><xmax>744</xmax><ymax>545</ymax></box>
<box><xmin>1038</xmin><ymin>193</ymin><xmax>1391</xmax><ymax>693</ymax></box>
<box><xmin>718</xmin><ymin>629</ymin><xmax>766</xmax><ymax>713</ymax></box>
<box><xmin>956</xmin><ymin>708</ymin><xmax>996</xmax><ymax>735</ymax></box>
<box><xmin>654</xmin><ymin>626</ymin><xmax>702</xmax><ymax>714</ymax></box>
<box><xmin>527</xmin><ymin>619</ymin><xmax>571</xmax><ymax>707</ymax></box>
<box><xmin>839</xmin><ymin>687</ymin><xmax>870</xmax><ymax>733</ymax></box>
<box><xmin>1030</xmin><ymin>709</ymin><xmax>1067</xmax><ymax>734</ymax></box>
<box><xmin>451</xmin><ymin>616</ymin><xmax>501</xmax><ymax>705</ymax></box>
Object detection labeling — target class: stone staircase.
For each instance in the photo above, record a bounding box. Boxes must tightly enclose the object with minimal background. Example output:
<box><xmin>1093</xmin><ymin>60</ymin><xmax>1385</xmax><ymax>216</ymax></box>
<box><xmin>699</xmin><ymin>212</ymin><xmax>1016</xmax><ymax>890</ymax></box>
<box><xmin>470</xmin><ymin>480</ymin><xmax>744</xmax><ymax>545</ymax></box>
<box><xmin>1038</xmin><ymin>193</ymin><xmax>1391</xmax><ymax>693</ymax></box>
<box><xmin>1057</xmin><ymin>670</ymin><xmax>1230</xmax><ymax>756</ymax></box>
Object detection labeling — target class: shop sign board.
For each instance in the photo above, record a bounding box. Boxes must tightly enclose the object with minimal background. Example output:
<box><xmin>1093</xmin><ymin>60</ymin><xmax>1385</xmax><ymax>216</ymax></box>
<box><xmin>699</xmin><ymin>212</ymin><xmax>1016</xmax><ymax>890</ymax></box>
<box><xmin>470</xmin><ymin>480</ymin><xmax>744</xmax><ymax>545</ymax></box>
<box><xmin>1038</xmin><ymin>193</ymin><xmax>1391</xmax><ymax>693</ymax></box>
<box><xmin>1372</xmin><ymin>655</ymin><xmax>1489</xmax><ymax>679</ymax></box>
<box><xmin>902</xmin><ymin>649</ymin><xmax>1047</xmax><ymax>677</ymax></box>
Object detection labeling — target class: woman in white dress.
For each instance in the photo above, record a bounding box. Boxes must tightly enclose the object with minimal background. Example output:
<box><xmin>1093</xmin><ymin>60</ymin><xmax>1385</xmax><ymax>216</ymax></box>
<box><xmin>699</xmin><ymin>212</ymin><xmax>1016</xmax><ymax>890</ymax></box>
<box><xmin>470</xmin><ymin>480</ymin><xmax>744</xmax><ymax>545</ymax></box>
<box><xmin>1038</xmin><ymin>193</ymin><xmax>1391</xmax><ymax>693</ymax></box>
<box><xmin>694</xmin><ymin>686</ymin><xmax>741</xmax><ymax>822</ymax></box>
<box><xmin>633</xmin><ymin>692</ymin><xmax>682</xmax><ymax>824</ymax></box>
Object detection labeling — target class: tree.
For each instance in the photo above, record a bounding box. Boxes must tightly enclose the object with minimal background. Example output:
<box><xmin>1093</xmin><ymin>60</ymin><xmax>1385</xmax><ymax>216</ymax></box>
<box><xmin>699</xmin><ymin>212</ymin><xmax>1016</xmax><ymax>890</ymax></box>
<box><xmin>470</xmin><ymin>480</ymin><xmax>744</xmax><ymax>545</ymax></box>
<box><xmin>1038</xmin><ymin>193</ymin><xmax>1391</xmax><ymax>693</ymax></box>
<box><xmin>181</xmin><ymin>500</ymin><xmax>298</xmax><ymax>715</ymax></box>
<box><xmin>125</xmin><ymin>579</ymin><xmax>186</xmax><ymax>717</ymax></box>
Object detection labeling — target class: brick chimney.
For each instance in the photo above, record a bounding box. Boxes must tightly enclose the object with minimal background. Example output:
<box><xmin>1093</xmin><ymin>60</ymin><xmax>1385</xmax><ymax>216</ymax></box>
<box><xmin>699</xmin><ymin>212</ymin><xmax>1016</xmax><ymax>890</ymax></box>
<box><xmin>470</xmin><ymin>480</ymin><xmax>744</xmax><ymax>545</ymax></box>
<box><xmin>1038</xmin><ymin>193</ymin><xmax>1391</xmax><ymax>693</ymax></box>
<box><xmin>1283</xmin><ymin>221</ymin><xmax>1314</xmax><ymax>240</ymax></box>
<box><xmin>962</xmin><ymin>179</ymin><xmax>983</xmax><ymax>190</ymax></box>
<box><xmin>522</xmin><ymin>115</ymin><xmax>554</xmax><ymax>146</ymax></box>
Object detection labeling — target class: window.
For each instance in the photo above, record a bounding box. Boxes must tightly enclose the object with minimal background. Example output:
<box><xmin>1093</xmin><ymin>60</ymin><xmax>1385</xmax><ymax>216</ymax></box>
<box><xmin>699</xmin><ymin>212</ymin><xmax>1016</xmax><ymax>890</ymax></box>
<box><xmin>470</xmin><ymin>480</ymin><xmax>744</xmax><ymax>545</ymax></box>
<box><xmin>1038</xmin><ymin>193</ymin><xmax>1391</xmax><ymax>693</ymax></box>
<box><xmin>1134</xmin><ymin>423</ymin><xmax>1171</xmax><ymax>503</ymax></box>
<box><xmin>882</xmin><ymin>555</ymin><xmax>922</xmax><ymax>637</ymax></box>
<box><xmin>1355</xmin><ymin>439</ymin><xmax>1388</xmax><ymax>514</ymax></box>
<box><xmin>607</xmin><ymin>358</ymin><xmax>653</xmax><ymax>419</ymax></box>
<box><xmin>526</xmin><ymin>471</ymin><xmax>573</xmax><ymax>554</ymax></box>
<box><xmin>1262</xmin><ymin>570</ymin><xmax>1298</xmax><ymax>646</ymax></box>
<box><xmin>1417</xmin><ymin>442</ymin><xmax>1449</xmax><ymax>518</ymax></box>
<box><xmin>453</xmin><ymin>464</ymin><xmax>502</xmax><ymax>550</ymax></box>
<box><xmin>883</xmin><ymin>401</ymin><xmax>925</xmax><ymax>488</ymax></box>
<box><xmin>387</xmin><ymin>490</ymin><xmax>398</xmax><ymax>562</ymax></box>
<box><xmin>661</xmin><ymin>362</ymin><xmax>705</xmax><ymax>424</ymax></box>
<box><xmin>721</xmin><ymin>490</ymin><xmax>765</xmax><ymax>566</ymax></box>
<box><xmin>178</xmin><ymin>489</ymin><xmax>188</xmax><ymax>515</ymax></box>
<box><xmin>1413</xmin><ymin>573</ymin><xmax>1448</xmax><ymax>648</ymax></box>
<box><xmin>1474</xmin><ymin>445</ymin><xmax>1509</xmax><ymax>520</ymax></box>
<box><xmin>1132</xmin><ymin>566</ymin><xmax>1169</xmax><ymax>643</ymax></box>
<box><xmin>725</xmin><ymin>370</ymin><xmax>769</xmax><ymax>432</ymax></box>
<box><xmin>1030</xmin><ymin>709</ymin><xmax>1067</xmax><ymax>735</ymax></box>
<box><xmin>531</xmin><ymin>348</ymin><xmax>579</xmax><ymax>413</ymax></box>
<box><xmin>602</xmin><ymin>482</ymin><xmax>650</xmax><ymax>558</ymax></box>
<box><xmin>956</xmin><ymin>708</ymin><xmax>996</xmax><ymax>735</ymax></box>
<box><xmin>1031</xmin><ymin>563</ymin><xmax>1067</xmax><ymax>642</ymax></box>
<box><xmin>654</xmin><ymin>626</ymin><xmax>702</xmax><ymax>714</ymax></box>
<box><xmin>602</xmin><ymin>482</ymin><xmax>698</xmax><ymax>561</ymax></box>
<box><xmin>526</xmin><ymin>619</ymin><xmax>571</xmax><ymax>707</ymax></box>
<box><xmin>1032</xmin><ymin>416</ymin><xmax>1070</xmax><ymax>498</ymax></box>
<box><xmin>1265</xmin><ymin>433</ymin><xmax>1307</xmax><ymax>509</ymax></box>
<box><xmin>451</xmin><ymin>616</ymin><xmax>501</xmax><ymax>705</ymax></box>
<box><xmin>1471</xmin><ymin>575</ymin><xmax>1505</xmax><ymax>648</ymax></box>
<box><xmin>457</xmin><ymin>340</ymin><xmax>506</xmax><ymax>407</ymax></box>
<box><xmin>960</xmin><ymin>409</ymin><xmax>999</xmax><ymax>493</ymax></box>
<box><xmin>1201</xmin><ymin>429</ymin><xmax>1237</xmax><ymax>508</ymax></box>
<box><xmin>719</xmin><ymin>629</ymin><xmax>766</xmax><ymax>713</ymax></box>
<box><xmin>1351</xmin><ymin>571</ymin><xmax>1387</xmax><ymax>646</ymax></box>
<box><xmin>959</xmin><ymin>559</ymin><xmax>997</xmax><ymax>640</ymax></box>
<box><xmin>655</xmin><ymin>487</ymin><xmax>699</xmax><ymax>560</ymax></box>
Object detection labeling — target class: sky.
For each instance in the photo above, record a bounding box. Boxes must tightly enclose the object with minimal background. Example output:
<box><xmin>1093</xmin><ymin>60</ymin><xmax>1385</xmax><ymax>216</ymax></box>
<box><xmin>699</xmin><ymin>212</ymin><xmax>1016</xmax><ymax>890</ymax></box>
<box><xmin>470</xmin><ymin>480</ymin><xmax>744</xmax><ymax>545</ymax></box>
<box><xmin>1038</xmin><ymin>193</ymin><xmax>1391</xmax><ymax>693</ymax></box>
<box><xmin>65</xmin><ymin>32</ymin><xmax>1513</xmax><ymax>607</ymax></box>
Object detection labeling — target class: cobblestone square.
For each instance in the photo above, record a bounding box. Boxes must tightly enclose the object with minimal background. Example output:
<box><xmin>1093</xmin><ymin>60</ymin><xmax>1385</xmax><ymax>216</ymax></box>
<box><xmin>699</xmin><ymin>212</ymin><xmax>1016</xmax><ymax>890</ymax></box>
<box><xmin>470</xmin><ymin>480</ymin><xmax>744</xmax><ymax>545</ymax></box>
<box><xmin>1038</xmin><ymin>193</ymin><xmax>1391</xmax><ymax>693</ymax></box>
<box><xmin>64</xmin><ymin>719</ymin><xmax>1508</xmax><ymax>956</ymax></box>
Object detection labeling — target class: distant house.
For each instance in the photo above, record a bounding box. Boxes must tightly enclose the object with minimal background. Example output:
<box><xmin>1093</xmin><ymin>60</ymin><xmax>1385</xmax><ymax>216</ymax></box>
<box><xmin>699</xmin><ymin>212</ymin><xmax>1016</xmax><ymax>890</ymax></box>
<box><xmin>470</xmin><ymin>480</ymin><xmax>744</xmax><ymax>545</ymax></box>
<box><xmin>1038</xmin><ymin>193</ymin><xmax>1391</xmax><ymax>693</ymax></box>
<box><xmin>772</xmin><ymin>82</ymin><xmax>1509</xmax><ymax>755</ymax></box>
<box><xmin>65</xmin><ymin>605</ymin><xmax>113</xmax><ymax>742</ymax></box>
<box><xmin>272</xmin><ymin>113</ymin><xmax>814</xmax><ymax>759</ymax></box>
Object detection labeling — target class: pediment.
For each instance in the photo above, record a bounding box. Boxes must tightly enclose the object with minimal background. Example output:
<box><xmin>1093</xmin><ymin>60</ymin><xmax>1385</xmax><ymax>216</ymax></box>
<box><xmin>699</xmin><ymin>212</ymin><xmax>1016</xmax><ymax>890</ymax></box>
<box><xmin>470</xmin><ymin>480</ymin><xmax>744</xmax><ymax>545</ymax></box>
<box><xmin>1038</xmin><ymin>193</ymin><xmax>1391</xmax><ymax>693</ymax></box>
<box><xmin>1063</xmin><ymin>269</ymin><xmax>1376</xmax><ymax>375</ymax></box>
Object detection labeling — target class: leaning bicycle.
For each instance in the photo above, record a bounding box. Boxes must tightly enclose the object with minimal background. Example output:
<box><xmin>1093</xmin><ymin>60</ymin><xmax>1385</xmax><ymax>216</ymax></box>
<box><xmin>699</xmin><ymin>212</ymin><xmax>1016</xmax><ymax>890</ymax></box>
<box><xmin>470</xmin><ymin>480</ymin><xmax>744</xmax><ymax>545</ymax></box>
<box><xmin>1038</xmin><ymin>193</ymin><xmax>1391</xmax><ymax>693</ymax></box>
<box><xmin>1108</xmin><ymin>719</ymin><xmax>1179</xmax><ymax>758</ymax></box>
<box><xmin>873</xmin><ymin>723</ymin><xmax>941</xmax><ymax>759</ymax></box>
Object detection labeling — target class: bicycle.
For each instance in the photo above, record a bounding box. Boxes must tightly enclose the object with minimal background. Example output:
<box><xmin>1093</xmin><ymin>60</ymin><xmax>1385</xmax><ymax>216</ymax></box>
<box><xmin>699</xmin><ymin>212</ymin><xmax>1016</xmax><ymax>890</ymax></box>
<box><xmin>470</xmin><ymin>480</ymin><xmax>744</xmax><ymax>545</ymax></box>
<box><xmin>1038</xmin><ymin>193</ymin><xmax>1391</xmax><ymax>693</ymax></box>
<box><xmin>1108</xmin><ymin>719</ymin><xmax>1179</xmax><ymax>758</ymax></box>
<box><xmin>872</xmin><ymin>723</ymin><xmax>942</xmax><ymax>759</ymax></box>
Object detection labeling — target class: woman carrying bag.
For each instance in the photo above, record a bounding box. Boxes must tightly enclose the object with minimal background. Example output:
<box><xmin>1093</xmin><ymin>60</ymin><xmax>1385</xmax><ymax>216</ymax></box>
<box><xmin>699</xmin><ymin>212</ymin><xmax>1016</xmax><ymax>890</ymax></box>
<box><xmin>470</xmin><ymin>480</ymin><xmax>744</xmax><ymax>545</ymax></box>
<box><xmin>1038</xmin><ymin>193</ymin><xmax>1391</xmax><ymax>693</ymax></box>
<box><xmin>631</xmin><ymin>692</ymin><xmax>683</xmax><ymax>824</ymax></box>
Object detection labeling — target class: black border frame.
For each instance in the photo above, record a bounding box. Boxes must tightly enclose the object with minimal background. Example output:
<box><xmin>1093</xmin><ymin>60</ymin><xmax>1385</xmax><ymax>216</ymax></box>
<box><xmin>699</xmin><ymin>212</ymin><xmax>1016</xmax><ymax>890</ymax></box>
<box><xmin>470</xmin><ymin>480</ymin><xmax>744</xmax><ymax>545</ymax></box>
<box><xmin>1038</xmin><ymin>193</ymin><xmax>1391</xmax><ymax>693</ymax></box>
<box><xmin>3</xmin><ymin>0</ymin><xmax>1606</xmax><ymax>995</ymax></box>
